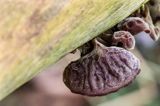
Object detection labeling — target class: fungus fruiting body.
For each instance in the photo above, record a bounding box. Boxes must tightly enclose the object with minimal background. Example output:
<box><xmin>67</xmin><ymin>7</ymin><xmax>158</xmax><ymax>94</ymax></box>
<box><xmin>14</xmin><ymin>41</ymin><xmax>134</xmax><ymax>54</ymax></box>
<box><xmin>63</xmin><ymin>40</ymin><xmax>140</xmax><ymax>96</ymax></box>
<box><xmin>112</xmin><ymin>31</ymin><xmax>135</xmax><ymax>50</ymax></box>
<box><xmin>63</xmin><ymin>2</ymin><xmax>160</xmax><ymax>96</ymax></box>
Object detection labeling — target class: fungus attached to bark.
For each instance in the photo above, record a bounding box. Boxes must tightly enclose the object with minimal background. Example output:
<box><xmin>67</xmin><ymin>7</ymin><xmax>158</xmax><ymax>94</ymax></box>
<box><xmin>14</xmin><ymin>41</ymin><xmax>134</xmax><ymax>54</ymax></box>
<box><xmin>117</xmin><ymin>17</ymin><xmax>151</xmax><ymax>35</ymax></box>
<box><xmin>122</xmin><ymin>4</ymin><xmax>160</xmax><ymax>41</ymax></box>
<box><xmin>63</xmin><ymin>39</ymin><xmax>140</xmax><ymax>96</ymax></box>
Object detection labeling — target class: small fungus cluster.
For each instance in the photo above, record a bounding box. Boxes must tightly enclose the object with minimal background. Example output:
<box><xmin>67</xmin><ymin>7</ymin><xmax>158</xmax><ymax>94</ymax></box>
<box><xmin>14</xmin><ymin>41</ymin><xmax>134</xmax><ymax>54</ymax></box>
<box><xmin>63</xmin><ymin>4</ymin><xmax>160</xmax><ymax>96</ymax></box>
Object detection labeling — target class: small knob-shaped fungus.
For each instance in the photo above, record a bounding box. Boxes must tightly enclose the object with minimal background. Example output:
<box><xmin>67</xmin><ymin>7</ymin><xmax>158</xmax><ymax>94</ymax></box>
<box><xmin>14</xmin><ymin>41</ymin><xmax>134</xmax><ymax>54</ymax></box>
<box><xmin>112</xmin><ymin>31</ymin><xmax>135</xmax><ymax>50</ymax></box>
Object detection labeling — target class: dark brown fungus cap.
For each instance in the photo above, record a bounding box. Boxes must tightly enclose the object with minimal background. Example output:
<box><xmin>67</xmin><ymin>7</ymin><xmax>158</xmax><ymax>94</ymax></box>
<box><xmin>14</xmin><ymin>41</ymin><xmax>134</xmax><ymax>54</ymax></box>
<box><xmin>112</xmin><ymin>31</ymin><xmax>135</xmax><ymax>50</ymax></box>
<box><xmin>118</xmin><ymin>17</ymin><xmax>151</xmax><ymax>35</ymax></box>
<box><xmin>118</xmin><ymin>17</ymin><xmax>160</xmax><ymax>41</ymax></box>
<box><xmin>142</xmin><ymin>5</ymin><xmax>160</xmax><ymax>41</ymax></box>
<box><xmin>63</xmin><ymin>39</ymin><xmax>140</xmax><ymax>96</ymax></box>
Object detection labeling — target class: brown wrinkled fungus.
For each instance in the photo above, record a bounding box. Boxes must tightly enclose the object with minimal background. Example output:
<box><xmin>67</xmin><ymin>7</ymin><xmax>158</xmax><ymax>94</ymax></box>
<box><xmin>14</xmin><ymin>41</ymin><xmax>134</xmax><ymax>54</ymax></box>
<box><xmin>63</xmin><ymin>39</ymin><xmax>140</xmax><ymax>96</ymax></box>
<box><xmin>118</xmin><ymin>17</ymin><xmax>151</xmax><ymax>35</ymax></box>
<box><xmin>112</xmin><ymin>31</ymin><xmax>135</xmax><ymax>50</ymax></box>
<box><xmin>63</xmin><ymin>3</ymin><xmax>160</xmax><ymax>97</ymax></box>
<box><xmin>118</xmin><ymin>16</ymin><xmax>160</xmax><ymax>41</ymax></box>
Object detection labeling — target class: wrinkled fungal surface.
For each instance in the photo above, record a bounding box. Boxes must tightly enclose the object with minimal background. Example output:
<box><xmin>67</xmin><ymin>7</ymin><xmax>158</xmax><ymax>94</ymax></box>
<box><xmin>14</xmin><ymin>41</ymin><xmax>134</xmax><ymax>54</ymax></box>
<box><xmin>118</xmin><ymin>17</ymin><xmax>151</xmax><ymax>35</ymax></box>
<box><xmin>63</xmin><ymin>40</ymin><xmax>140</xmax><ymax>96</ymax></box>
<box><xmin>112</xmin><ymin>31</ymin><xmax>135</xmax><ymax>50</ymax></box>
<box><xmin>125</xmin><ymin>5</ymin><xmax>160</xmax><ymax>41</ymax></box>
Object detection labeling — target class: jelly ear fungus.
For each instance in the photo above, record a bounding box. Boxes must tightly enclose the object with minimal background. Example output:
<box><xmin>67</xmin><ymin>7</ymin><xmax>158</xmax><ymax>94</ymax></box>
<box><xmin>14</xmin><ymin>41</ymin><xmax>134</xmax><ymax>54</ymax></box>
<box><xmin>117</xmin><ymin>17</ymin><xmax>151</xmax><ymax>35</ymax></box>
<box><xmin>118</xmin><ymin>5</ymin><xmax>160</xmax><ymax>41</ymax></box>
<box><xmin>63</xmin><ymin>2</ymin><xmax>160</xmax><ymax>96</ymax></box>
<box><xmin>112</xmin><ymin>31</ymin><xmax>135</xmax><ymax>50</ymax></box>
<box><xmin>63</xmin><ymin>39</ymin><xmax>140</xmax><ymax>96</ymax></box>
